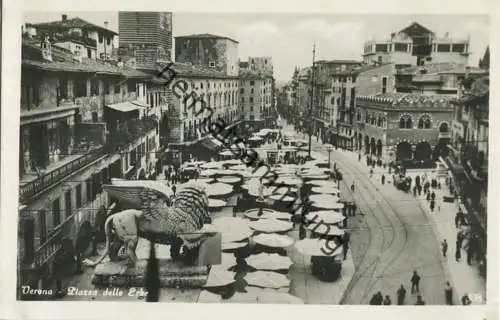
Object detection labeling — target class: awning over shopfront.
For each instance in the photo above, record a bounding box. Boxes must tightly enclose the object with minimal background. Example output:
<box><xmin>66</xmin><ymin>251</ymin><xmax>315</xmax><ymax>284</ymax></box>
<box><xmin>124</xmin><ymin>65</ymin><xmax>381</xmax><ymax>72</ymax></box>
<box><xmin>200</xmin><ymin>135</ymin><xmax>224</xmax><ymax>150</ymax></box>
<box><xmin>106</xmin><ymin>101</ymin><xmax>142</xmax><ymax>113</ymax></box>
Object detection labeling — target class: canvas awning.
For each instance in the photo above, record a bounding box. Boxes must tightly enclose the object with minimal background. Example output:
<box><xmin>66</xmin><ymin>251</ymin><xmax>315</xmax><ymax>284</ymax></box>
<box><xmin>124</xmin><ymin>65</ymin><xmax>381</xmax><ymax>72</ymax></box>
<box><xmin>106</xmin><ymin>101</ymin><xmax>141</xmax><ymax>113</ymax></box>
<box><xmin>200</xmin><ymin>136</ymin><xmax>224</xmax><ymax>150</ymax></box>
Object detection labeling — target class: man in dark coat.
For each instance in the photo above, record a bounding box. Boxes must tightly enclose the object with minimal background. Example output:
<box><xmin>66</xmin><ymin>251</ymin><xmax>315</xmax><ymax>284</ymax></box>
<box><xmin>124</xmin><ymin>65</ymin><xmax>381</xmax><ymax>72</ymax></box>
<box><xmin>342</xmin><ymin>231</ymin><xmax>351</xmax><ymax>260</ymax></box>
<box><xmin>411</xmin><ymin>270</ymin><xmax>421</xmax><ymax>293</ymax></box>
<box><xmin>444</xmin><ymin>281</ymin><xmax>453</xmax><ymax>305</ymax></box>
<box><xmin>381</xmin><ymin>174</ymin><xmax>386</xmax><ymax>185</ymax></box>
<box><xmin>397</xmin><ymin>284</ymin><xmax>406</xmax><ymax>305</ymax></box>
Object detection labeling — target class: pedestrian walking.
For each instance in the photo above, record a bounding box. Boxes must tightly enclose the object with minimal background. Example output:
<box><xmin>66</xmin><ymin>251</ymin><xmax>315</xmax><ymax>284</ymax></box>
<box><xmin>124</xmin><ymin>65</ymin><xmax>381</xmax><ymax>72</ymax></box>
<box><xmin>381</xmin><ymin>174</ymin><xmax>386</xmax><ymax>185</ymax></box>
<box><xmin>426</xmin><ymin>192</ymin><xmax>431</xmax><ymax>202</ymax></box>
<box><xmin>430</xmin><ymin>199</ymin><xmax>435</xmax><ymax>212</ymax></box>
<box><xmin>414</xmin><ymin>295</ymin><xmax>426</xmax><ymax>305</ymax></box>
<box><xmin>342</xmin><ymin>231</ymin><xmax>351</xmax><ymax>260</ymax></box>
<box><xmin>411</xmin><ymin>270</ymin><xmax>421</xmax><ymax>293</ymax></box>
<box><xmin>358</xmin><ymin>153</ymin><xmax>361</xmax><ymax>161</ymax></box>
<box><xmin>369</xmin><ymin>294</ymin><xmax>378</xmax><ymax>305</ymax></box>
<box><xmin>444</xmin><ymin>281</ymin><xmax>453</xmax><ymax>305</ymax></box>
<box><xmin>352</xmin><ymin>203</ymin><xmax>357</xmax><ymax>216</ymax></box>
<box><xmin>397</xmin><ymin>284</ymin><xmax>406</xmax><ymax>305</ymax></box>
<box><xmin>461</xmin><ymin>294</ymin><xmax>471</xmax><ymax>305</ymax></box>
<box><xmin>455</xmin><ymin>240</ymin><xmax>462</xmax><ymax>262</ymax></box>
<box><xmin>375</xmin><ymin>291</ymin><xmax>384</xmax><ymax>305</ymax></box>
<box><xmin>457</xmin><ymin>230</ymin><xmax>465</xmax><ymax>248</ymax></box>
<box><xmin>383</xmin><ymin>295</ymin><xmax>392</xmax><ymax>305</ymax></box>
<box><xmin>172</xmin><ymin>184</ymin><xmax>177</xmax><ymax>197</ymax></box>
<box><xmin>441</xmin><ymin>239</ymin><xmax>448</xmax><ymax>257</ymax></box>
<box><xmin>413</xmin><ymin>186</ymin><xmax>417</xmax><ymax>197</ymax></box>
<box><xmin>466</xmin><ymin>246</ymin><xmax>473</xmax><ymax>265</ymax></box>
<box><xmin>417</xmin><ymin>185</ymin><xmax>422</xmax><ymax>196</ymax></box>
<box><xmin>351</xmin><ymin>182</ymin><xmax>355</xmax><ymax>192</ymax></box>
<box><xmin>388</xmin><ymin>166</ymin><xmax>392</xmax><ymax>174</ymax></box>
<box><xmin>431</xmin><ymin>191</ymin><xmax>436</xmax><ymax>201</ymax></box>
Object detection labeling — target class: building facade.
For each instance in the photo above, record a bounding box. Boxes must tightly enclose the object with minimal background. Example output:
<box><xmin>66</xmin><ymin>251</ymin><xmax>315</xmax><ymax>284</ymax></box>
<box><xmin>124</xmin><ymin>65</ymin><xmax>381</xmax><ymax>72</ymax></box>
<box><xmin>118</xmin><ymin>12</ymin><xmax>173</xmax><ymax>70</ymax></box>
<box><xmin>362</xmin><ymin>22</ymin><xmax>470</xmax><ymax>67</ymax></box>
<box><xmin>239</xmin><ymin>72</ymin><xmax>274</xmax><ymax>130</ymax></box>
<box><xmin>18</xmin><ymin>35</ymin><xmax>160</xmax><ymax>297</ymax></box>
<box><xmin>25</xmin><ymin>14</ymin><xmax>117</xmax><ymax>61</ymax></box>
<box><xmin>156</xmin><ymin>62</ymin><xmax>240</xmax><ymax>164</ymax></box>
<box><xmin>174</xmin><ymin>33</ymin><xmax>240</xmax><ymax>77</ymax></box>
<box><xmin>354</xmin><ymin>93</ymin><xmax>454</xmax><ymax>165</ymax></box>
<box><xmin>445</xmin><ymin>74</ymin><xmax>489</xmax><ymax>271</ymax></box>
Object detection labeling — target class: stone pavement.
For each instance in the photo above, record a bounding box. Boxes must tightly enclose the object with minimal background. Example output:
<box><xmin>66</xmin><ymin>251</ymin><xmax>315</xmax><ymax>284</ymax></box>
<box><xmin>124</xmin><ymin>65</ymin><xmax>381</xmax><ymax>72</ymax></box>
<box><xmin>340</xmin><ymin>150</ymin><xmax>486</xmax><ymax>305</ymax></box>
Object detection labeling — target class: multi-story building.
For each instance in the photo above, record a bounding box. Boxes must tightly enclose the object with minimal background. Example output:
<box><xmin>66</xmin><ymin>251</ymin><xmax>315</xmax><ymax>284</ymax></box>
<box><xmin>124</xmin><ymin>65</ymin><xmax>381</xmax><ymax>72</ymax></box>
<box><xmin>354</xmin><ymin>93</ymin><xmax>455</xmax><ymax>164</ymax></box>
<box><xmin>445</xmin><ymin>73</ymin><xmax>489</xmax><ymax>270</ymax></box>
<box><xmin>18</xmin><ymin>35</ymin><xmax>160</xmax><ymax>297</ymax></box>
<box><xmin>362</xmin><ymin>22</ymin><xmax>470</xmax><ymax>67</ymax></box>
<box><xmin>25</xmin><ymin>14</ymin><xmax>117</xmax><ymax>61</ymax></box>
<box><xmin>239</xmin><ymin>70</ymin><xmax>274</xmax><ymax>130</ymax></box>
<box><xmin>245</xmin><ymin>56</ymin><xmax>273</xmax><ymax>75</ymax></box>
<box><xmin>293</xmin><ymin>67</ymin><xmax>312</xmax><ymax>132</ymax></box>
<box><xmin>174</xmin><ymin>33</ymin><xmax>239</xmax><ymax>77</ymax></box>
<box><xmin>118</xmin><ymin>12</ymin><xmax>173</xmax><ymax>70</ymax></box>
<box><xmin>156</xmin><ymin>62</ymin><xmax>240</xmax><ymax>164</ymax></box>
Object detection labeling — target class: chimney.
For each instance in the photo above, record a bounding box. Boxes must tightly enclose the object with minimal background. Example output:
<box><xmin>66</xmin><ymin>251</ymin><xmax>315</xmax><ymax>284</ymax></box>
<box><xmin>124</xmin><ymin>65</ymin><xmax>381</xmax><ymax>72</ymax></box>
<box><xmin>62</xmin><ymin>14</ymin><xmax>67</xmax><ymax>21</ymax></box>
<box><xmin>104</xmin><ymin>21</ymin><xmax>109</xmax><ymax>29</ymax></box>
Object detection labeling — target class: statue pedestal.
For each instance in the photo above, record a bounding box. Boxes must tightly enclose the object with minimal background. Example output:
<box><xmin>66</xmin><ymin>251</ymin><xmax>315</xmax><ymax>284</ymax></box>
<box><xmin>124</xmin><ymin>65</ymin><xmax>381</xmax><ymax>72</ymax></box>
<box><xmin>91</xmin><ymin>259</ymin><xmax>209</xmax><ymax>288</ymax></box>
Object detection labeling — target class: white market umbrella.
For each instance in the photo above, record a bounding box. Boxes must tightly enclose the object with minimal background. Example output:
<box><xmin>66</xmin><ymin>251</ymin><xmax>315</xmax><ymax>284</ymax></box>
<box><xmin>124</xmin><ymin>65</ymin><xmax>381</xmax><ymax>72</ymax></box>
<box><xmin>201</xmin><ymin>162</ymin><xmax>223</xmax><ymax>169</ymax></box>
<box><xmin>208</xmin><ymin>198</ymin><xmax>227</xmax><ymax>208</ymax></box>
<box><xmin>306</xmin><ymin>180</ymin><xmax>335</xmax><ymax>187</ymax></box>
<box><xmin>217</xmin><ymin>176</ymin><xmax>241</xmax><ymax>184</ymax></box>
<box><xmin>294</xmin><ymin>238</ymin><xmax>343</xmax><ymax>257</ymax></box>
<box><xmin>307</xmin><ymin>223</ymin><xmax>345</xmax><ymax>236</ymax></box>
<box><xmin>311</xmin><ymin>201</ymin><xmax>344</xmax><ymax>210</ymax></box>
<box><xmin>204</xmin><ymin>268</ymin><xmax>236</xmax><ymax>287</ymax></box>
<box><xmin>309</xmin><ymin>194</ymin><xmax>340</xmax><ymax>203</ymax></box>
<box><xmin>274</xmin><ymin>176</ymin><xmax>301</xmax><ymax>186</ymax></box>
<box><xmin>219</xmin><ymin>253</ymin><xmax>238</xmax><ymax>269</ymax></box>
<box><xmin>252</xmin><ymin>233</ymin><xmax>294</xmax><ymax>248</ymax></box>
<box><xmin>222</xmin><ymin>241</ymin><xmax>248</xmax><ymax>250</ymax></box>
<box><xmin>249</xmin><ymin>220</ymin><xmax>293</xmax><ymax>233</ymax></box>
<box><xmin>301</xmin><ymin>173</ymin><xmax>329</xmax><ymax>180</ymax></box>
<box><xmin>305</xmin><ymin>211</ymin><xmax>345</xmax><ymax>224</ymax></box>
<box><xmin>246</xmin><ymin>253</ymin><xmax>293</xmax><ymax>271</ymax></box>
<box><xmin>198</xmin><ymin>290</ymin><xmax>222</xmax><ymax>303</ymax></box>
<box><xmin>219</xmin><ymin>150</ymin><xmax>235</xmax><ymax>157</ymax></box>
<box><xmin>200</xmin><ymin>169</ymin><xmax>217</xmax><ymax>177</ymax></box>
<box><xmin>226</xmin><ymin>288</ymin><xmax>303</xmax><ymax>304</ymax></box>
<box><xmin>244</xmin><ymin>210</ymin><xmax>291</xmax><ymax>221</ymax></box>
<box><xmin>222</xmin><ymin>159</ymin><xmax>242</xmax><ymax>166</ymax></box>
<box><xmin>311</xmin><ymin>186</ymin><xmax>340</xmax><ymax>194</ymax></box>
<box><xmin>212</xmin><ymin>217</ymin><xmax>253</xmax><ymax>243</ymax></box>
<box><xmin>196</xmin><ymin>177</ymin><xmax>215</xmax><ymax>184</ymax></box>
<box><xmin>269</xmin><ymin>194</ymin><xmax>295</xmax><ymax>202</ymax></box>
<box><xmin>244</xmin><ymin>271</ymin><xmax>290</xmax><ymax>289</ymax></box>
<box><xmin>249</xmin><ymin>136</ymin><xmax>264</xmax><ymax>141</ymax></box>
<box><xmin>228</xmin><ymin>164</ymin><xmax>248</xmax><ymax>171</ymax></box>
<box><xmin>206</xmin><ymin>182</ymin><xmax>233</xmax><ymax>196</ymax></box>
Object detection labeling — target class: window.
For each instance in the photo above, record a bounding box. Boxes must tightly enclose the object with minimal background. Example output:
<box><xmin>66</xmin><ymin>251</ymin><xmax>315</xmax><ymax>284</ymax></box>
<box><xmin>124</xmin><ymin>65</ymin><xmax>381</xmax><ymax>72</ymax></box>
<box><xmin>452</xmin><ymin>44</ymin><xmax>465</xmax><ymax>53</ymax></box>
<box><xmin>92</xmin><ymin>112</ymin><xmax>98</xmax><ymax>122</ymax></box>
<box><xmin>99</xmin><ymin>34</ymin><xmax>104</xmax><ymax>43</ymax></box>
<box><xmin>399</xmin><ymin>115</ymin><xmax>412</xmax><ymax>129</ymax></box>
<box><xmin>209</xmin><ymin>61</ymin><xmax>215</xmax><ymax>67</ymax></box>
<box><xmin>86</xmin><ymin>179</ymin><xmax>92</xmax><ymax>202</ymax></box>
<box><xmin>52</xmin><ymin>198</ymin><xmax>60</xmax><ymax>227</ymax></box>
<box><xmin>394</xmin><ymin>43</ymin><xmax>408</xmax><ymax>52</ymax></box>
<box><xmin>74</xmin><ymin>78</ymin><xmax>87</xmax><ymax>98</ymax></box>
<box><xmin>375</xmin><ymin>44</ymin><xmax>388</xmax><ymax>52</ymax></box>
<box><xmin>38</xmin><ymin>210</ymin><xmax>47</xmax><ymax>243</ymax></box>
<box><xmin>250</xmin><ymin>97</ymin><xmax>254</xmax><ymax>103</ymax></box>
<box><xmin>106</xmin><ymin>37</ymin><xmax>111</xmax><ymax>45</ymax></box>
<box><xmin>437</xmin><ymin>44</ymin><xmax>451</xmax><ymax>52</ymax></box>
<box><xmin>418</xmin><ymin>115</ymin><xmax>432</xmax><ymax>129</ymax></box>
<box><xmin>58</xmin><ymin>76</ymin><xmax>68</xmax><ymax>100</ymax></box>
<box><xmin>90</xmin><ymin>78</ymin><xmax>99</xmax><ymax>96</ymax></box>
<box><xmin>382</xmin><ymin>77</ymin><xmax>387</xmax><ymax>94</ymax></box>
<box><xmin>76</xmin><ymin>184</ymin><xmax>82</xmax><ymax>208</ymax></box>
<box><xmin>114</xmin><ymin>82</ymin><xmax>121</xmax><ymax>94</ymax></box>
<box><xmin>251</xmin><ymin>88</ymin><xmax>254</xmax><ymax>94</ymax></box>
<box><xmin>64</xmin><ymin>190</ymin><xmax>72</xmax><ymax>218</ymax></box>
<box><xmin>250</xmin><ymin>81</ymin><xmax>255</xmax><ymax>86</ymax></box>
<box><xmin>127</xmin><ymin>80</ymin><xmax>136</xmax><ymax>93</ymax></box>
<box><xmin>240</xmin><ymin>88</ymin><xmax>244</xmax><ymax>94</ymax></box>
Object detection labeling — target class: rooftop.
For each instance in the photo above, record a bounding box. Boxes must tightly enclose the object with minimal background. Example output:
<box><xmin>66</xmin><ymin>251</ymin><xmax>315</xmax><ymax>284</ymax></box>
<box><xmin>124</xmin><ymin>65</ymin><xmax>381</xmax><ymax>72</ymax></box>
<box><xmin>315</xmin><ymin>59</ymin><xmax>363</xmax><ymax>65</ymax></box>
<box><xmin>150</xmin><ymin>62</ymin><xmax>236</xmax><ymax>82</ymax></box>
<box><xmin>397</xmin><ymin>62</ymin><xmax>485</xmax><ymax>75</ymax></box>
<box><xmin>22</xmin><ymin>37</ymin><xmax>147</xmax><ymax>78</ymax></box>
<box><xmin>175</xmin><ymin>33</ymin><xmax>239</xmax><ymax>44</ymax></box>
<box><xmin>357</xmin><ymin>92</ymin><xmax>455</xmax><ymax>108</ymax></box>
<box><xmin>239</xmin><ymin>70</ymin><xmax>273</xmax><ymax>79</ymax></box>
<box><xmin>26</xmin><ymin>17</ymin><xmax>117</xmax><ymax>36</ymax></box>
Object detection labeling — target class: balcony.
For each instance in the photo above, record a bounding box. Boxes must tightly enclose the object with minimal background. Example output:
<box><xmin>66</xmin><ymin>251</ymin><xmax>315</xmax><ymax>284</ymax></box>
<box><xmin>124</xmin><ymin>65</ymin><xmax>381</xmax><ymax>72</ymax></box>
<box><xmin>19</xmin><ymin>145</ymin><xmax>106</xmax><ymax>203</ymax></box>
<box><xmin>108</xmin><ymin>116</ymin><xmax>158</xmax><ymax>151</ymax></box>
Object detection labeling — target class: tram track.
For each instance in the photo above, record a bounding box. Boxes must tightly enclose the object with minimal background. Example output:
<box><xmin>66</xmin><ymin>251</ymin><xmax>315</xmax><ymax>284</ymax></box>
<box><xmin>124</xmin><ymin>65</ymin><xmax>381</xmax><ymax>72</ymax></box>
<box><xmin>311</xmin><ymin>146</ymin><xmax>410</xmax><ymax>304</ymax></box>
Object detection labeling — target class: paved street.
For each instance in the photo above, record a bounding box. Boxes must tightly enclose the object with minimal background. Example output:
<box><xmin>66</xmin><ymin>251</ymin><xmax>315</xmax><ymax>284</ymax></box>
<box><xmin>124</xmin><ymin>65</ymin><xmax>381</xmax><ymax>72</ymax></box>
<box><xmin>281</xmin><ymin>121</ymin><xmax>449</xmax><ymax>305</ymax></box>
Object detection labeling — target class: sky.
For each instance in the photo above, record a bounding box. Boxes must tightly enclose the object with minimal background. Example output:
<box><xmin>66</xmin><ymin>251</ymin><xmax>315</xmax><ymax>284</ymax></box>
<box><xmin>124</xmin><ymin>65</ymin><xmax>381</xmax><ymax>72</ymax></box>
<box><xmin>23</xmin><ymin>12</ymin><xmax>489</xmax><ymax>83</ymax></box>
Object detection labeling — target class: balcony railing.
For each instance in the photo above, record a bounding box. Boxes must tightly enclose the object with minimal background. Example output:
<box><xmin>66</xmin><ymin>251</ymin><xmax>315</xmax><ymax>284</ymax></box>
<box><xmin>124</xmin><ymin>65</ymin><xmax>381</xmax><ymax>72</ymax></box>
<box><xmin>19</xmin><ymin>146</ymin><xmax>106</xmax><ymax>203</ymax></box>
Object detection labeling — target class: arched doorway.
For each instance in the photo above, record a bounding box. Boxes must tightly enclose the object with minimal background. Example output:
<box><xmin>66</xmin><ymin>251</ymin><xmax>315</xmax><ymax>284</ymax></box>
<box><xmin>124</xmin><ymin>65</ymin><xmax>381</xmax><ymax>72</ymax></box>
<box><xmin>370</xmin><ymin>138</ymin><xmax>376</xmax><ymax>155</ymax></box>
<box><xmin>439</xmin><ymin>122</ymin><xmax>449</xmax><ymax>133</ymax></box>
<box><xmin>414</xmin><ymin>142</ymin><xmax>432</xmax><ymax>162</ymax></box>
<box><xmin>364</xmin><ymin>135</ymin><xmax>370</xmax><ymax>154</ymax></box>
<box><xmin>396</xmin><ymin>141</ymin><xmax>412</xmax><ymax>161</ymax></box>
<box><xmin>376</xmin><ymin>140</ymin><xmax>383</xmax><ymax>158</ymax></box>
